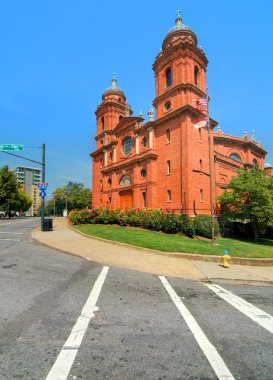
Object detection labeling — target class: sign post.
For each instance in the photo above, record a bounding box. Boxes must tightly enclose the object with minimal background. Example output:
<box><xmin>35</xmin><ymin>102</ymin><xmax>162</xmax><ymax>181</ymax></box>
<box><xmin>40</xmin><ymin>144</ymin><xmax>46</xmax><ymax>231</ymax></box>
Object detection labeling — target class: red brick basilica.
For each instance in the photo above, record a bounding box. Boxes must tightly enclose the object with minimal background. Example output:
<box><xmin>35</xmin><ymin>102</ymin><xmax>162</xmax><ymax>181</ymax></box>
<box><xmin>91</xmin><ymin>13</ymin><xmax>269</xmax><ymax>215</ymax></box>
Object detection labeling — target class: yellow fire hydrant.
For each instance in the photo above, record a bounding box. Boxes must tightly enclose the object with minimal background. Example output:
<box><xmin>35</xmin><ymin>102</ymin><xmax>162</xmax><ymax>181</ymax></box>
<box><xmin>223</xmin><ymin>250</ymin><xmax>230</xmax><ymax>268</ymax></box>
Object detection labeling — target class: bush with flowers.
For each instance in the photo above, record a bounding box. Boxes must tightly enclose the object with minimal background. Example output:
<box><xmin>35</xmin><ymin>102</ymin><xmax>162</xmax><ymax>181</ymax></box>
<box><xmin>68</xmin><ymin>208</ymin><xmax>196</xmax><ymax>237</ymax></box>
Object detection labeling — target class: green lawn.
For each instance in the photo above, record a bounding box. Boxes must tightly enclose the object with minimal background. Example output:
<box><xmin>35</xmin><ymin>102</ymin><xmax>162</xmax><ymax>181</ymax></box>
<box><xmin>73</xmin><ymin>224</ymin><xmax>273</xmax><ymax>258</ymax></box>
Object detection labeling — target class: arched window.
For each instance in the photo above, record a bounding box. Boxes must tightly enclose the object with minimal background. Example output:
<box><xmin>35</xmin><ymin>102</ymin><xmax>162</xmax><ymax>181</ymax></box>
<box><xmin>229</xmin><ymin>153</ymin><xmax>242</xmax><ymax>162</ymax></box>
<box><xmin>119</xmin><ymin>115</ymin><xmax>123</xmax><ymax>122</ymax></box>
<box><xmin>166</xmin><ymin>129</ymin><xmax>170</xmax><ymax>143</ymax></box>
<box><xmin>119</xmin><ymin>175</ymin><xmax>132</xmax><ymax>187</ymax></box>
<box><xmin>194</xmin><ymin>66</ymin><xmax>199</xmax><ymax>86</ymax></box>
<box><xmin>141</xmin><ymin>168</ymin><xmax>147</xmax><ymax>178</ymax></box>
<box><xmin>101</xmin><ymin>116</ymin><xmax>105</xmax><ymax>131</ymax></box>
<box><xmin>122</xmin><ymin>137</ymin><xmax>132</xmax><ymax>155</ymax></box>
<box><xmin>166</xmin><ymin>67</ymin><xmax>172</xmax><ymax>88</ymax></box>
<box><xmin>252</xmin><ymin>159</ymin><xmax>258</xmax><ymax>168</ymax></box>
<box><xmin>142</xmin><ymin>136</ymin><xmax>147</xmax><ymax>147</ymax></box>
<box><xmin>165</xmin><ymin>101</ymin><xmax>171</xmax><ymax>110</ymax></box>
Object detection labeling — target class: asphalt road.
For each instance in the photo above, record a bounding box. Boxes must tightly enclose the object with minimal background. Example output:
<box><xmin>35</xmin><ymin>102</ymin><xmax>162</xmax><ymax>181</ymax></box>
<box><xmin>0</xmin><ymin>218</ymin><xmax>272</xmax><ymax>380</ymax></box>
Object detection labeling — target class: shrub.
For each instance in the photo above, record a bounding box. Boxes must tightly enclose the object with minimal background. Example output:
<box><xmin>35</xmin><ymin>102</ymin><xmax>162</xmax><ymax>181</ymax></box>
<box><xmin>68</xmin><ymin>209</ymin><xmax>93</xmax><ymax>225</ymax></box>
<box><xmin>93</xmin><ymin>208</ymin><xmax>119</xmax><ymax>224</ymax></box>
<box><xmin>178</xmin><ymin>214</ymin><xmax>196</xmax><ymax>238</ymax></box>
<box><xmin>69</xmin><ymin>207</ymin><xmax>196</xmax><ymax>238</ymax></box>
<box><xmin>193</xmin><ymin>214</ymin><xmax>219</xmax><ymax>238</ymax></box>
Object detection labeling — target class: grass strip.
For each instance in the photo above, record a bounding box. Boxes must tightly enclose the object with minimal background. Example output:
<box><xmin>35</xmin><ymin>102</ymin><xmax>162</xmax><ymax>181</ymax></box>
<box><xmin>74</xmin><ymin>224</ymin><xmax>273</xmax><ymax>258</ymax></box>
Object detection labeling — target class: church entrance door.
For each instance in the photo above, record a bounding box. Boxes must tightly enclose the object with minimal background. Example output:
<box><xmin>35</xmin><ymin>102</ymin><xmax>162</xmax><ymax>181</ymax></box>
<box><xmin>120</xmin><ymin>190</ymin><xmax>133</xmax><ymax>210</ymax></box>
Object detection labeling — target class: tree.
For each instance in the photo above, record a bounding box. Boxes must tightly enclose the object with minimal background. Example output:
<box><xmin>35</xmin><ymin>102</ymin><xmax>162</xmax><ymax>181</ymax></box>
<box><xmin>45</xmin><ymin>182</ymin><xmax>92</xmax><ymax>215</ymax></box>
<box><xmin>218</xmin><ymin>168</ymin><xmax>273</xmax><ymax>240</ymax></box>
<box><xmin>10</xmin><ymin>191</ymin><xmax>32</xmax><ymax>216</ymax></box>
<box><xmin>0</xmin><ymin>166</ymin><xmax>21</xmax><ymax>212</ymax></box>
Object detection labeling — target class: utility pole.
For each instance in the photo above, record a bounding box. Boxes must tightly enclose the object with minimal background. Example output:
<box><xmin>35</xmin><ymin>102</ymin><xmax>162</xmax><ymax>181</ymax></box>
<box><xmin>0</xmin><ymin>144</ymin><xmax>47</xmax><ymax>231</ymax></box>
<box><xmin>206</xmin><ymin>90</ymin><xmax>215</xmax><ymax>245</ymax></box>
<box><xmin>41</xmin><ymin>144</ymin><xmax>45</xmax><ymax>231</ymax></box>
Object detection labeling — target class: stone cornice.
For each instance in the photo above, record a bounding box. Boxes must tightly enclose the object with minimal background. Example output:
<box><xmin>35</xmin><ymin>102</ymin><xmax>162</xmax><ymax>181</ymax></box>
<box><xmin>95</xmin><ymin>129</ymin><xmax>112</xmax><ymax>140</ymax></box>
<box><xmin>153</xmin><ymin>41</ymin><xmax>208</xmax><ymax>71</ymax></box>
<box><xmin>153</xmin><ymin>83</ymin><xmax>205</xmax><ymax>105</ymax></box>
<box><xmin>214</xmin><ymin>134</ymin><xmax>267</xmax><ymax>155</ymax></box>
<box><xmin>112</xmin><ymin>116</ymin><xmax>144</xmax><ymax>135</ymax></box>
<box><xmin>101</xmin><ymin>151</ymin><xmax>158</xmax><ymax>174</ymax></box>
<box><xmin>95</xmin><ymin>101</ymin><xmax>126</xmax><ymax>116</ymax></box>
<box><xmin>154</xmin><ymin>104</ymin><xmax>218</xmax><ymax>129</ymax></box>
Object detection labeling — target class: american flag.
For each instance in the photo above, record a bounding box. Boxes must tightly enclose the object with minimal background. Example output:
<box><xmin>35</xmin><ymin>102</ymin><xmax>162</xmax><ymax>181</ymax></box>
<box><xmin>193</xmin><ymin>117</ymin><xmax>208</xmax><ymax>129</ymax></box>
<box><xmin>197</xmin><ymin>97</ymin><xmax>208</xmax><ymax>114</ymax></box>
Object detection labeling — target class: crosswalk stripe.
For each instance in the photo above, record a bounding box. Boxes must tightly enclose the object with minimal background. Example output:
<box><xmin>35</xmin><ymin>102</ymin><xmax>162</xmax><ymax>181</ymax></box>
<box><xmin>159</xmin><ymin>276</ymin><xmax>235</xmax><ymax>380</ymax></box>
<box><xmin>46</xmin><ymin>266</ymin><xmax>109</xmax><ymax>380</ymax></box>
<box><xmin>204</xmin><ymin>283</ymin><xmax>273</xmax><ymax>334</ymax></box>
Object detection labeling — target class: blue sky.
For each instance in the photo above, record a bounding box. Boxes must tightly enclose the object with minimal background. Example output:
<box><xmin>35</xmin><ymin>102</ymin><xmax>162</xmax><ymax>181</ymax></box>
<box><xmin>1</xmin><ymin>0</ymin><xmax>272</xmax><ymax>197</ymax></box>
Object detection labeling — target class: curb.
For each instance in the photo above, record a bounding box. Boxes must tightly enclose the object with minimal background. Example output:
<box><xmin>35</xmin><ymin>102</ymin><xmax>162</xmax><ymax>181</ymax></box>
<box><xmin>69</xmin><ymin>225</ymin><xmax>273</xmax><ymax>267</ymax></box>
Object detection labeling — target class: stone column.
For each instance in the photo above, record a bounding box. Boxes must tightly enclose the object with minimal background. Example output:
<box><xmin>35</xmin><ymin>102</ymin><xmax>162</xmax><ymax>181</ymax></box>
<box><xmin>135</xmin><ymin>133</ymin><xmax>139</xmax><ymax>154</ymax></box>
<box><xmin>103</xmin><ymin>149</ymin><xmax>107</xmax><ymax>166</ymax></box>
<box><xmin>112</xmin><ymin>145</ymin><xmax>116</xmax><ymax>163</ymax></box>
<box><xmin>148</xmin><ymin>127</ymin><xmax>154</xmax><ymax>149</ymax></box>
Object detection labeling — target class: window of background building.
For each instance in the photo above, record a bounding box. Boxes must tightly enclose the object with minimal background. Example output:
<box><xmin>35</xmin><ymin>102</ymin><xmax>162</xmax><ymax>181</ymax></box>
<box><xmin>142</xmin><ymin>192</ymin><xmax>146</xmax><ymax>208</ymax></box>
<box><xmin>229</xmin><ymin>153</ymin><xmax>242</xmax><ymax>162</ymax></box>
<box><xmin>199</xmin><ymin>128</ymin><xmax>202</xmax><ymax>142</ymax></box>
<box><xmin>167</xmin><ymin>190</ymin><xmax>171</xmax><ymax>202</ymax></box>
<box><xmin>194</xmin><ymin>66</ymin><xmax>199</xmax><ymax>86</ymax></box>
<box><xmin>122</xmin><ymin>137</ymin><xmax>132</xmax><ymax>155</ymax></box>
<box><xmin>165</xmin><ymin>101</ymin><xmax>171</xmax><ymax>110</ymax></box>
<box><xmin>166</xmin><ymin>67</ymin><xmax>172</xmax><ymax>87</ymax></box>
<box><xmin>141</xmin><ymin>168</ymin><xmax>147</xmax><ymax>178</ymax></box>
<box><xmin>167</xmin><ymin>160</ymin><xmax>171</xmax><ymax>175</ymax></box>
<box><xmin>166</xmin><ymin>129</ymin><xmax>170</xmax><ymax>143</ymax></box>
<box><xmin>142</xmin><ymin>136</ymin><xmax>147</xmax><ymax>147</ymax></box>
<box><xmin>252</xmin><ymin>159</ymin><xmax>258</xmax><ymax>168</ymax></box>
<box><xmin>200</xmin><ymin>189</ymin><xmax>204</xmax><ymax>202</ymax></box>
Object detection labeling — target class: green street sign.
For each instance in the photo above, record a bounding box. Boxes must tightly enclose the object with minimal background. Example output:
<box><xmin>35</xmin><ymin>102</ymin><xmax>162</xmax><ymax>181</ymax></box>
<box><xmin>0</xmin><ymin>144</ymin><xmax>24</xmax><ymax>151</ymax></box>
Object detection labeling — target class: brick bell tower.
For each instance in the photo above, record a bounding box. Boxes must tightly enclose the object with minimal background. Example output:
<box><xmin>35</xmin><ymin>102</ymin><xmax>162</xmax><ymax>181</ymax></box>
<box><xmin>152</xmin><ymin>11</ymin><xmax>217</xmax><ymax>215</ymax></box>
<box><xmin>92</xmin><ymin>75</ymin><xmax>133</xmax><ymax>207</ymax></box>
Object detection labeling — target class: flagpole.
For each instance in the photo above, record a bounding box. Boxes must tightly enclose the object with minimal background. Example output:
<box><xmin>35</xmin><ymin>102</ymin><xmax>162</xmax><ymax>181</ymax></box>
<box><xmin>206</xmin><ymin>88</ymin><xmax>215</xmax><ymax>245</ymax></box>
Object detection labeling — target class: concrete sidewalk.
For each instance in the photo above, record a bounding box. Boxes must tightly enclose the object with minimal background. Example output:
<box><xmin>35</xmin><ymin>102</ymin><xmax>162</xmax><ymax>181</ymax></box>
<box><xmin>31</xmin><ymin>217</ymin><xmax>273</xmax><ymax>284</ymax></box>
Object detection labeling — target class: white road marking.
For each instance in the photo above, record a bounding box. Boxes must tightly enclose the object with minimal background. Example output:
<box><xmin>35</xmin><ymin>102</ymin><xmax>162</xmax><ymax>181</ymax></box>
<box><xmin>205</xmin><ymin>283</ymin><xmax>273</xmax><ymax>334</ymax></box>
<box><xmin>159</xmin><ymin>276</ymin><xmax>235</xmax><ymax>380</ymax></box>
<box><xmin>0</xmin><ymin>231</ymin><xmax>24</xmax><ymax>234</ymax></box>
<box><xmin>0</xmin><ymin>238</ymin><xmax>21</xmax><ymax>241</ymax></box>
<box><xmin>46</xmin><ymin>266</ymin><xmax>109</xmax><ymax>380</ymax></box>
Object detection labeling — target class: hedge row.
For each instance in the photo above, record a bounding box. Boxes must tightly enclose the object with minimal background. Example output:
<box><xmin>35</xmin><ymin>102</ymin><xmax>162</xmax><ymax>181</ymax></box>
<box><xmin>68</xmin><ymin>208</ymin><xmax>219</xmax><ymax>239</ymax></box>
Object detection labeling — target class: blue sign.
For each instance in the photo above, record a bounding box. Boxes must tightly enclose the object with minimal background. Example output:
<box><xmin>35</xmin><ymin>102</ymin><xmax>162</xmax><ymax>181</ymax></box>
<box><xmin>39</xmin><ymin>191</ymin><xmax>47</xmax><ymax>197</ymax></box>
<box><xmin>38</xmin><ymin>182</ymin><xmax>48</xmax><ymax>191</ymax></box>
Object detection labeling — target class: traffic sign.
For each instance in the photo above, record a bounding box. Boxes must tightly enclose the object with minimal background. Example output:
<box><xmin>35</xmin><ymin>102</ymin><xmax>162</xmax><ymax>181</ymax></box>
<box><xmin>0</xmin><ymin>144</ymin><xmax>24</xmax><ymax>151</ymax></box>
<box><xmin>39</xmin><ymin>192</ymin><xmax>47</xmax><ymax>197</ymax></box>
<box><xmin>38</xmin><ymin>182</ymin><xmax>48</xmax><ymax>191</ymax></box>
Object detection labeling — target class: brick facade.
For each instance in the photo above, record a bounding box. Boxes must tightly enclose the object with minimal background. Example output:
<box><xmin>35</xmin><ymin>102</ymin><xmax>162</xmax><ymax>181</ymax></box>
<box><xmin>91</xmin><ymin>15</ymin><xmax>268</xmax><ymax>215</ymax></box>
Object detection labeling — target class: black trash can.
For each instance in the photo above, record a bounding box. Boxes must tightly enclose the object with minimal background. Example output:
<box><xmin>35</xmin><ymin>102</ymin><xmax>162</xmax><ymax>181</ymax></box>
<box><xmin>43</xmin><ymin>218</ymin><xmax>53</xmax><ymax>231</ymax></box>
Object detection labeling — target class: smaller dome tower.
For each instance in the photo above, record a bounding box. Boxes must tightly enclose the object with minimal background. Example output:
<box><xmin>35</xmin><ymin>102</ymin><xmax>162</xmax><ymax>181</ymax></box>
<box><xmin>95</xmin><ymin>75</ymin><xmax>132</xmax><ymax>142</ymax></box>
